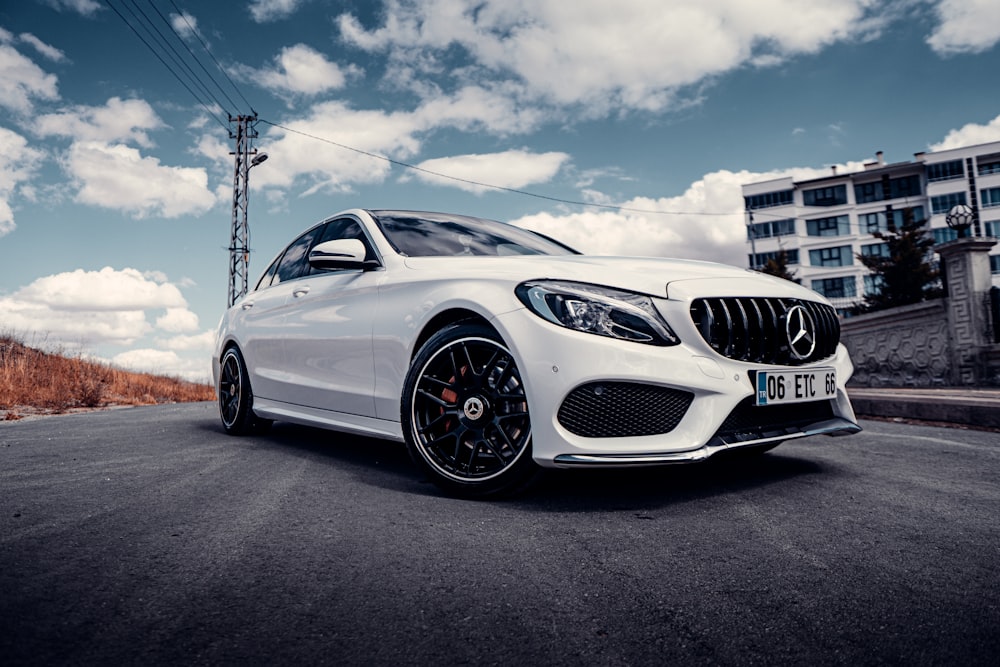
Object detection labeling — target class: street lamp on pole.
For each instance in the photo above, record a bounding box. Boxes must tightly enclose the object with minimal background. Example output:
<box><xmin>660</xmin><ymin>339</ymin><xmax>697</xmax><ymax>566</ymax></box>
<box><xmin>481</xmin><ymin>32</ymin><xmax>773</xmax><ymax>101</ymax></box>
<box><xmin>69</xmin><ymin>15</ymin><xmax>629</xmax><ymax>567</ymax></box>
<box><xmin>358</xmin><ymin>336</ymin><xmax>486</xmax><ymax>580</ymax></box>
<box><xmin>945</xmin><ymin>204</ymin><xmax>974</xmax><ymax>240</ymax></box>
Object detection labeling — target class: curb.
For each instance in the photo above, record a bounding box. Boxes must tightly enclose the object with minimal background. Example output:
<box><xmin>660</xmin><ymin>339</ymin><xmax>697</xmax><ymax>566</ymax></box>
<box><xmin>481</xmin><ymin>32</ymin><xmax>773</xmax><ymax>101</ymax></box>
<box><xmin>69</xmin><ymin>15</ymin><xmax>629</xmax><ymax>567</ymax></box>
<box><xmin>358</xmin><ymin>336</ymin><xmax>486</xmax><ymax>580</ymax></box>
<box><xmin>848</xmin><ymin>389</ymin><xmax>1000</xmax><ymax>429</ymax></box>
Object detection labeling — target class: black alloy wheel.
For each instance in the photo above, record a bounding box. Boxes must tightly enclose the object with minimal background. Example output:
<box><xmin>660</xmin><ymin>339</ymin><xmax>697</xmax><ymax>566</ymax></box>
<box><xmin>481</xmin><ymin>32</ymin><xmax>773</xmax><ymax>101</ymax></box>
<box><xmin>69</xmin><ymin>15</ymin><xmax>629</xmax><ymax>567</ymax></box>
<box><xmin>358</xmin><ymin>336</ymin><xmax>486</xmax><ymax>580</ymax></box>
<box><xmin>218</xmin><ymin>347</ymin><xmax>271</xmax><ymax>435</ymax></box>
<box><xmin>402</xmin><ymin>323</ymin><xmax>538</xmax><ymax>497</ymax></box>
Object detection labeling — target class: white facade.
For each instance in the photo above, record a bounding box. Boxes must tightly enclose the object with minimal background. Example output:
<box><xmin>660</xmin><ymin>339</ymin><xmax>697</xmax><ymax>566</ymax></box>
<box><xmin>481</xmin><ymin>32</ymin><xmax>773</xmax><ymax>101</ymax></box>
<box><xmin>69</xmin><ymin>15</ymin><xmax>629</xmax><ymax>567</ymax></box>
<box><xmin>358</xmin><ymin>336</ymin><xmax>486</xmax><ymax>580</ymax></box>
<box><xmin>742</xmin><ymin>141</ymin><xmax>1000</xmax><ymax>314</ymax></box>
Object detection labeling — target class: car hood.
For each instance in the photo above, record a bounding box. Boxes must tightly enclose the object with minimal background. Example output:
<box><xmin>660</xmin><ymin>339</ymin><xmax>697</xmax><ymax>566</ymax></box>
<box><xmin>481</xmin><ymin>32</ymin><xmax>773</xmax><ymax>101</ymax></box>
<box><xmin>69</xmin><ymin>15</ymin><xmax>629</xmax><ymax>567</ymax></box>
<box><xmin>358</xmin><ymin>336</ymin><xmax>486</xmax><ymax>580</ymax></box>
<box><xmin>402</xmin><ymin>255</ymin><xmax>824</xmax><ymax>302</ymax></box>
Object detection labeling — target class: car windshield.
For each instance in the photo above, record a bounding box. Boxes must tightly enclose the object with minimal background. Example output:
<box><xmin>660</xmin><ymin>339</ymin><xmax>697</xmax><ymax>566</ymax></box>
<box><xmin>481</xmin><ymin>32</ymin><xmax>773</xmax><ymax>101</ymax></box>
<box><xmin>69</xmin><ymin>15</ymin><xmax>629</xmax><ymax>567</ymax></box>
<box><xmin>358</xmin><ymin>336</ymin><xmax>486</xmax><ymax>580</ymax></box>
<box><xmin>369</xmin><ymin>210</ymin><xmax>579</xmax><ymax>258</ymax></box>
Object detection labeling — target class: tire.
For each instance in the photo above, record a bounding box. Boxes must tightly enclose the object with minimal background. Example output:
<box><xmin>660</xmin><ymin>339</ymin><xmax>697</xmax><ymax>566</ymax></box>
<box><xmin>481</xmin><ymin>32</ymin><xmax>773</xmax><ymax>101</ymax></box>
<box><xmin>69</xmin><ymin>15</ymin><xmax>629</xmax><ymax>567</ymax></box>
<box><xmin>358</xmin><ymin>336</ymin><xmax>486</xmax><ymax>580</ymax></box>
<box><xmin>402</xmin><ymin>323</ymin><xmax>539</xmax><ymax>498</ymax></box>
<box><xmin>218</xmin><ymin>346</ymin><xmax>272</xmax><ymax>435</ymax></box>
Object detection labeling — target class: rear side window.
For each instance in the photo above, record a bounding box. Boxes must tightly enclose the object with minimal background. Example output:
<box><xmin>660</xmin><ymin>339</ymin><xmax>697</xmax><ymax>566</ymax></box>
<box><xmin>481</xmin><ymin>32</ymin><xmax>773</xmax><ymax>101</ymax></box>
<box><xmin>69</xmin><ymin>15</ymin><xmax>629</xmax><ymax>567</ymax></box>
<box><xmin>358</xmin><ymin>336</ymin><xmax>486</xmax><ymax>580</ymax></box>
<box><xmin>255</xmin><ymin>256</ymin><xmax>280</xmax><ymax>291</ymax></box>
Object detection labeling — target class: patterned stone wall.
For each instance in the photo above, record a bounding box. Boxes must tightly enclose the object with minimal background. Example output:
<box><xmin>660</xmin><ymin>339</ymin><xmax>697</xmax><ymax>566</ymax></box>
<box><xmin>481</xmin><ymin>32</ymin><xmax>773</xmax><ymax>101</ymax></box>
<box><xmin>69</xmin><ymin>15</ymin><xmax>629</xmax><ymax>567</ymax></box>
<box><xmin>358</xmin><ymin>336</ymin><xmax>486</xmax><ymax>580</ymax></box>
<box><xmin>841</xmin><ymin>300</ymin><xmax>951</xmax><ymax>387</ymax></box>
<box><xmin>841</xmin><ymin>237</ymin><xmax>1000</xmax><ymax>387</ymax></box>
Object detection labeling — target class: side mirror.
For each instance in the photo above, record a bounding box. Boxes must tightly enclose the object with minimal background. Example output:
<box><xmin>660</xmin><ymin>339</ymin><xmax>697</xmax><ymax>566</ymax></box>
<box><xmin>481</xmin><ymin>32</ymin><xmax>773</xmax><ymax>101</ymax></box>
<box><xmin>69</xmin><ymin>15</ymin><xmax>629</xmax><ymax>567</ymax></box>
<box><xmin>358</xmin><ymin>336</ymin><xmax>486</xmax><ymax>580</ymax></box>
<box><xmin>308</xmin><ymin>239</ymin><xmax>368</xmax><ymax>271</ymax></box>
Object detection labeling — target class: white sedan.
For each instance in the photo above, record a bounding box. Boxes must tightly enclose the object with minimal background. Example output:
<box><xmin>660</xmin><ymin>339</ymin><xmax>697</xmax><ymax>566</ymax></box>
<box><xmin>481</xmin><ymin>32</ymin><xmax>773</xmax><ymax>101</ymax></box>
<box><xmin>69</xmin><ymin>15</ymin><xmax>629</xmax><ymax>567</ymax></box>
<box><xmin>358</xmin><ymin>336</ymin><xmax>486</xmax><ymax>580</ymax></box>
<box><xmin>213</xmin><ymin>209</ymin><xmax>860</xmax><ymax>497</ymax></box>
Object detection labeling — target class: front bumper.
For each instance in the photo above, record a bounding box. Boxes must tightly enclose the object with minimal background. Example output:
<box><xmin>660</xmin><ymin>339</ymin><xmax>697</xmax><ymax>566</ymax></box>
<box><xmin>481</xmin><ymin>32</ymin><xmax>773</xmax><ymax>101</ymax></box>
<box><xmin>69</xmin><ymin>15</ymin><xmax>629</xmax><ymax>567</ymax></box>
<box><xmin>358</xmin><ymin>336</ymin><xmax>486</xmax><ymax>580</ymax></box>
<box><xmin>491</xmin><ymin>307</ymin><xmax>860</xmax><ymax>469</ymax></box>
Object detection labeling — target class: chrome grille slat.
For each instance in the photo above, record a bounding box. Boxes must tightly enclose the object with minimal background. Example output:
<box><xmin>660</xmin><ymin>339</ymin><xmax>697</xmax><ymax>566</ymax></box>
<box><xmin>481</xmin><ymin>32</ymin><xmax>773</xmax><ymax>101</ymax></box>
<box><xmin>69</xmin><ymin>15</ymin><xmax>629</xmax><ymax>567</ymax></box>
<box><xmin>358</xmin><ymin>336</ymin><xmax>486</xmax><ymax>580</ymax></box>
<box><xmin>689</xmin><ymin>297</ymin><xmax>839</xmax><ymax>366</ymax></box>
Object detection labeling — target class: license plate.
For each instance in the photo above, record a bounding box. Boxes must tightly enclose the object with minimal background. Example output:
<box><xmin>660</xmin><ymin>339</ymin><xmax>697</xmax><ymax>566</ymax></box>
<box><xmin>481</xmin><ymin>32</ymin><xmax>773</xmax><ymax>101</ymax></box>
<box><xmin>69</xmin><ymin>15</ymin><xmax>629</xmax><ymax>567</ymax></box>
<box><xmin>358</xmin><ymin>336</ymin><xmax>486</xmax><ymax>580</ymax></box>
<box><xmin>755</xmin><ymin>368</ymin><xmax>836</xmax><ymax>406</ymax></box>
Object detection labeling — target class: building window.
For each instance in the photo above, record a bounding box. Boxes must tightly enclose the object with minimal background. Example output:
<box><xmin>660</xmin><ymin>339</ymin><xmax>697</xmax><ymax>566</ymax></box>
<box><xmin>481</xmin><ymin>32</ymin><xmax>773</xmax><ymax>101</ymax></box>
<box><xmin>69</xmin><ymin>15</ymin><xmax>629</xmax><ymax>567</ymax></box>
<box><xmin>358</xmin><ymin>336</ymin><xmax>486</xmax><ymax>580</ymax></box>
<box><xmin>749</xmin><ymin>249</ymin><xmax>800</xmax><ymax>266</ymax></box>
<box><xmin>890</xmin><ymin>206</ymin><xmax>925</xmax><ymax>226</ymax></box>
<box><xmin>931</xmin><ymin>192</ymin><xmax>967</xmax><ymax>215</ymax></box>
<box><xmin>806</xmin><ymin>215</ymin><xmax>850</xmax><ymax>236</ymax></box>
<box><xmin>746</xmin><ymin>218</ymin><xmax>795</xmax><ymax>240</ymax></box>
<box><xmin>926</xmin><ymin>160</ymin><xmax>964</xmax><ymax>182</ymax></box>
<box><xmin>888</xmin><ymin>175</ymin><xmax>922</xmax><ymax>199</ymax></box>
<box><xmin>985</xmin><ymin>221</ymin><xmax>1000</xmax><ymax>237</ymax></box>
<box><xmin>803</xmin><ymin>184</ymin><xmax>847</xmax><ymax>207</ymax></box>
<box><xmin>978</xmin><ymin>160</ymin><xmax>1000</xmax><ymax>176</ymax></box>
<box><xmin>933</xmin><ymin>227</ymin><xmax>959</xmax><ymax>245</ymax></box>
<box><xmin>745</xmin><ymin>190</ymin><xmax>793</xmax><ymax>210</ymax></box>
<box><xmin>856</xmin><ymin>176</ymin><xmax>924</xmax><ymax>203</ymax></box>
<box><xmin>991</xmin><ymin>255</ymin><xmax>1000</xmax><ymax>274</ymax></box>
<box><xmin>811</xmin><ymin>276</ymin><xmax>857</xmax><ymax>299</ymax></box>
<box><xmin>859</xmin><ymin>212</ymin><xmax>887</xmax><ymax>234</ymax></box>
<box><xmin>861</xmin><ymin>242</ymin><xmax>889</xmax><ymax>258</ymax></box>
<box><xmin>980</xmin><ymin>187</ymin><xmax>1000</xmax><ymax>209</ymax></box>
<box><xmin>854</xmin><ymin>181</ymin><xmax>883</xmax><ymax>204</ymax></box>
<box><xmin>809</xmin><ymin>246</ymin><xmax>853</xmax><ymax>267</ymax></box>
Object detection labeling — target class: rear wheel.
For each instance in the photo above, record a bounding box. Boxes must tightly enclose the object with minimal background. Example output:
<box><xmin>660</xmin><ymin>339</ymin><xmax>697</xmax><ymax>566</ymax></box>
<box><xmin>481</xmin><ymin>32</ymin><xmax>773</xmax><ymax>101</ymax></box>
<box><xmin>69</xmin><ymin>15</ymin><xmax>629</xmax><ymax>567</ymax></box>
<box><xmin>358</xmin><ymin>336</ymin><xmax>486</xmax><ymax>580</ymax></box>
<box><xmin>218</xmin><ymin>347</ymin><xmax>272</xmax><ymax>435</ymax></box>
<box><xmin>402</xmin><ymin>324</ymin><xmax>538</xmax><ymax>498</ymax></box>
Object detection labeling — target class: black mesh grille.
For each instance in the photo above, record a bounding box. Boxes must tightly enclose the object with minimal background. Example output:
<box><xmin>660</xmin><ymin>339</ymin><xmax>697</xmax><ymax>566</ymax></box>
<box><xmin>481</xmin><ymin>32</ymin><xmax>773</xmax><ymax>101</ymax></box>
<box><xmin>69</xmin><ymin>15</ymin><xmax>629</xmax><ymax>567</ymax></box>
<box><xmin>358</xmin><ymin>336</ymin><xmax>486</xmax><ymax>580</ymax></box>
<box><xmin>710</xmin><ymin>397</ymin><xmax>835</xmax><ymax>445</ymax></box>
<box><xmin>689</xmin><ymin>297</ymin><xmax>839</xmax><ymax>366</ymax></box>
<box><xmin>557</xmin><ymin>382</ymin><xmax>693</xmax><ymax>438</ymax></box>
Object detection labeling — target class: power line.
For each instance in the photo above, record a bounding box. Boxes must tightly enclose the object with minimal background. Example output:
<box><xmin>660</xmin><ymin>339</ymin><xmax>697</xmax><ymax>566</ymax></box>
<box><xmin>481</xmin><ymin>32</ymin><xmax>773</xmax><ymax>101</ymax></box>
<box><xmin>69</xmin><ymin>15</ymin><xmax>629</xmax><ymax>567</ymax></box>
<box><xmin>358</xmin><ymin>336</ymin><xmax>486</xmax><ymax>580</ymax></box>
<box><xmin>123</xmin><ymin>0</ymin><xmax>229</xmax><ymax>111</ymax></box>
<box><xmin>145</xmin><ymin>0</ymin><xmax>244</xmax><ymax>113</ymax></box>
<box><xmin>166</xmin><ymin>0</ymin><xmax>256</xmax><ymax>114</ymax></box>
<box><xmin>258</xmin><ymin>118</ymin><xmax>743</xmax><ymax>219</ymax></box>
<box><xmin>103</xmin><ymin>0</ymin><xmax>229</xmax><ymax>129</ymax></box>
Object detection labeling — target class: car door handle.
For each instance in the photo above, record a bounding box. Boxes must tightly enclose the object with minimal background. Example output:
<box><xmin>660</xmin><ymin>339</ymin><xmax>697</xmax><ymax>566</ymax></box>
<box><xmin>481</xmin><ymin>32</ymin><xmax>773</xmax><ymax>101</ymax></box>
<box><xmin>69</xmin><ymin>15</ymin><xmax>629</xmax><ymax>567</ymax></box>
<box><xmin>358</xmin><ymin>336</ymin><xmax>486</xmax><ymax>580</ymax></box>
<box><xmin>241</xmin><ymin>302</ymin><xmax>254</xmax><ymax>310</ymax></box>
<box><xmin>292</xmin><ymin>286</ymin><xmax>310</xmax><ymax>298</ymax></box>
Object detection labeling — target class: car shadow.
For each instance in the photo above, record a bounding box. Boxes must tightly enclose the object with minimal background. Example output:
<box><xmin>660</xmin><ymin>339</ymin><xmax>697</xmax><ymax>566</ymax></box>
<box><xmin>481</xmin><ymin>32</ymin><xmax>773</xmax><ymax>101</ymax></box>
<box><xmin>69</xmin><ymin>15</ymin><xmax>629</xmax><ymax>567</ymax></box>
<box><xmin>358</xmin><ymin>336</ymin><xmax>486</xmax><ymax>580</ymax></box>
<box><xmin>516</xmin><ymin>451</ymin><xmax>831</xmax><ymax>512</ymax></box>
<box><xmin>200</xmin><ymin>418</ymin><xmax>835</xmax><ymax>509</ymax></box>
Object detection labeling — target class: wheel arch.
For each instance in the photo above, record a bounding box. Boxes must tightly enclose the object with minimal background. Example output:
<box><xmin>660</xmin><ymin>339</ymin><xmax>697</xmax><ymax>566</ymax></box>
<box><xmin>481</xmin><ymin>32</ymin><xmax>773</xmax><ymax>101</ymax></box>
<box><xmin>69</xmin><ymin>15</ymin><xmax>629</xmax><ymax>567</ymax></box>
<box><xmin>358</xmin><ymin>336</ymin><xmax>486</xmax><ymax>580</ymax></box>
<box><xmin>411</xmin><ymin>308</ymin><xmax>496</xmax><ymax>360</ymax></box>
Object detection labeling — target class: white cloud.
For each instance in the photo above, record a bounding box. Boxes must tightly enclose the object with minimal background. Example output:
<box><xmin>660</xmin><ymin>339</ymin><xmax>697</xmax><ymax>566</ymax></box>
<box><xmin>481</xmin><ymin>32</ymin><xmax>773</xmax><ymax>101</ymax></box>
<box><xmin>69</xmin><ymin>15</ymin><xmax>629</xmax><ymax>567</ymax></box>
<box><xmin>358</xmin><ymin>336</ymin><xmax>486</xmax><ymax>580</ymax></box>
<box><xmin>514</xmin><ymin>163</ymin><xmax>867</xmax><ymax>267</ymax></box>
<box><xmin>250</xmin><ymin>87</ymin><xmax>547</xmax><ymax>196</ymax></box>
<box><xmin>243</xmin><ymin>44</ymin><xmax>359</xmax><ymax>97</ymax></box>
<box><xmin>110</xmin><ymin>348</ymin><xmax>211</xmax><ymax>382</ymax></box>
<box><xmin>410</xmin><ymin>84</ymin><xmax>543</xmax><ymax>135</ymax></box>
<box><xmin>407</xmin><ymin>149</ymin><xmax>569</xmax><ymax>193</ymax></box>
<box><xmin>18</xmin><ymin>33</ymin><xmax>67</xmax><ymax>62</ymax></box>
<box><xmin>0</xmin><ymin>42</ymin><xmax>59</xmax><ymax>115</ymax></box>
<box><xmin>926</xmin><ymin>0</ymin><xmax>1000</xmax><ymax>55</ymax></box>
<box><xmin>252</xmin><ymin>101</ymin><xmax>423</xmax><ymax>193</ymax></box>
<box><xmin>0</xmin><ymin>267</ymin><xmax>197</xmax><ymax>350</ymax></box>
<box><xmin>158</xmin><ymin>330</ymin><xmax>216</xmax><ymax>352</ymax></box>
<box><xmin>35</xmin><ymin>97</ymin><xmax>164</xmax><ymax>147</ymax></box>
<box><xmin>42</xmin><ymin>0</ymin><xmax>102</xmax><ymax>15</ymax></box>
<box><xmin>929</xmin><ymin>114</ymin><xmax>1000</xmax><ymax>151</ymax></box>
<box><xmin>16</xmin><ymin>267</ymin><xmax>187</xmax><ymax>312</ymax></box>
<box><xmin>155</xmin><ymin>308</ymin><xmax>201</xmax><ymax>333</ymax></box>
<box><xmin>170</xmin><ymin>12</ymin><xmax>201</xmax><ymax>41</ymax></box>
<box><xmin>249</xmin><ymin>0</ymin><xmax>306</xmax><ymax>22</ymax></box>
<box><xmin>0</xmin><ymin>127</ymin><xmax>46</xmax><ymax>237</ymax></box>
<box><xmin>338</xmin><ymin>0</ymin><xmax>885</xmax><ymax>113</ymax></box>
<box><xmin>64</xmin><ymin>141</ymin><xmax>218</xmax><ymax>218</ymax></box>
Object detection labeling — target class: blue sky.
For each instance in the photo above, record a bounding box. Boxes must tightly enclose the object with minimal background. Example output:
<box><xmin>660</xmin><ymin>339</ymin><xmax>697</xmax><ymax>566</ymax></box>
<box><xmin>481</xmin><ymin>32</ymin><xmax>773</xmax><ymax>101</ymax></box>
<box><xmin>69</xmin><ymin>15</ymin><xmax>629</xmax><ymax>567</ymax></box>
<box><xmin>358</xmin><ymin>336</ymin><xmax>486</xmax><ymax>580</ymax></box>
<box><xmin>1</xmin><ymin>0</ymin><xmax>999</xmax><ymax>381</ymax></box>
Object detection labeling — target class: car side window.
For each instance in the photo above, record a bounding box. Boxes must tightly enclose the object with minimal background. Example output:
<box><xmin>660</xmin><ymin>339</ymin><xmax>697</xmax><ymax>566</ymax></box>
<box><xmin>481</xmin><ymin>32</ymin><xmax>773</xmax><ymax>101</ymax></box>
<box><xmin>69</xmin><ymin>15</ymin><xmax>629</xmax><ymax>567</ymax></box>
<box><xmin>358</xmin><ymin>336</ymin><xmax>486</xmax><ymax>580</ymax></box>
<box><xmin>255</xmin><ymin>256</ymin><xmax>281</xmax><ymax>291</ymax></box>
<box><xmin>272</xmin><ymin>228</ymin><xmax>320</xmax><ymax>285</ymax></box>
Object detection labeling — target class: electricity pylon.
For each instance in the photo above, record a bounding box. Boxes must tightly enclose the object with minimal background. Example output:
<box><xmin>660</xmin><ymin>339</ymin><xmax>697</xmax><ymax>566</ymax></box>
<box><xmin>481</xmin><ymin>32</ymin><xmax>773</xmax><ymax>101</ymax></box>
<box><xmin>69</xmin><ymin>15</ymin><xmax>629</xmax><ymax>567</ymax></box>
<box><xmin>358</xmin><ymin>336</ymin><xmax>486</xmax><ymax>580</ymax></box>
<box><xmin>228</xmin><ymin>113</ymin><xmax>266</xmax><ymax>307</ymax></box>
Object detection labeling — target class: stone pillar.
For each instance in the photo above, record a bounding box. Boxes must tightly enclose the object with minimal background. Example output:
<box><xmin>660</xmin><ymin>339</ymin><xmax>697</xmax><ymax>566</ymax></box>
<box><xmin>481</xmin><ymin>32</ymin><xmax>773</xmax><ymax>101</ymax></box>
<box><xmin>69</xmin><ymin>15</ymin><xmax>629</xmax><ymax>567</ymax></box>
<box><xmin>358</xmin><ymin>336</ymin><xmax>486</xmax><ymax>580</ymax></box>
<box><xmin>936</xmin><ymin>237</ymin><xmax>998</xmax><ymax>384</ymax></box>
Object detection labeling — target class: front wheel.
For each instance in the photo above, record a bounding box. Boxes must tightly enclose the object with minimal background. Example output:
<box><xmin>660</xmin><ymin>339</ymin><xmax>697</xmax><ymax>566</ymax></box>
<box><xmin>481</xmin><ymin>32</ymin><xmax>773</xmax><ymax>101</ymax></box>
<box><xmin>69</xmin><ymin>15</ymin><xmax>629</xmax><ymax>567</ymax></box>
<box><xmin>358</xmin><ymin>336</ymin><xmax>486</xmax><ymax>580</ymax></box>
<box><xmin>402</xmin><ymin>324</ymin><xmax>539</xmax><ymax>498</ymax></box>
<box><xmin>218</xmin><ymin>347</ymin><xmax>272</xmax><ymax>435</ymax></box>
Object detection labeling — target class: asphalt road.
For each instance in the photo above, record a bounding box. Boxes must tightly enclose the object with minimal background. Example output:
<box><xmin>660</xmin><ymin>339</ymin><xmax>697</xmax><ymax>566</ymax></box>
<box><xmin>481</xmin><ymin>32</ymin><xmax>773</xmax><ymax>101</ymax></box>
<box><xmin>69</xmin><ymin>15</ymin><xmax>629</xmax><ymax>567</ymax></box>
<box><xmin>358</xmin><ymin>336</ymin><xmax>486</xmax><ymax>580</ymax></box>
<box><xmin>1</xmin><ymin>403</ymin><xmax>998</xmax><ymax>666</ymax></box>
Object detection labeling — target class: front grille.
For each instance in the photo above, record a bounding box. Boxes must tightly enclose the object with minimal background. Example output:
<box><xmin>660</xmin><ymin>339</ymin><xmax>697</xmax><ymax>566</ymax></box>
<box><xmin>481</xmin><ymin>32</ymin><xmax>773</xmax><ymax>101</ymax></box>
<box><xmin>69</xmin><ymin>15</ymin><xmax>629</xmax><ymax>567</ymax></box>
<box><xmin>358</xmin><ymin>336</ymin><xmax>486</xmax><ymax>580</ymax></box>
<box><xmin>557</xmin><ymin>382</ymin><xmax>693</xmax><ymax>438</ymax></box>
<box><xmin>689</xmin><ymin>297</ymin><xmax>839</xmax><ymax>366</ymax></box>
<box><xmin>710</xmin><ymin>397</ymin><xmax>835</xmax><ymax>445</ymax></box>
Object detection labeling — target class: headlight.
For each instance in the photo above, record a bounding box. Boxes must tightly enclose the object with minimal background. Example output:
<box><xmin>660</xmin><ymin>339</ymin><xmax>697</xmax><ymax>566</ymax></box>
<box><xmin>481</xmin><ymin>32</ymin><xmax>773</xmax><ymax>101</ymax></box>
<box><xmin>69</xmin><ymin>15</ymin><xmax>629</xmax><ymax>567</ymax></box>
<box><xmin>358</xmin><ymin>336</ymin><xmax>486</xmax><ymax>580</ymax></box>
<box><xmin>515</xmin><ymin>280</ymin><xmax>679</xmax><ymax>346</ymax></box>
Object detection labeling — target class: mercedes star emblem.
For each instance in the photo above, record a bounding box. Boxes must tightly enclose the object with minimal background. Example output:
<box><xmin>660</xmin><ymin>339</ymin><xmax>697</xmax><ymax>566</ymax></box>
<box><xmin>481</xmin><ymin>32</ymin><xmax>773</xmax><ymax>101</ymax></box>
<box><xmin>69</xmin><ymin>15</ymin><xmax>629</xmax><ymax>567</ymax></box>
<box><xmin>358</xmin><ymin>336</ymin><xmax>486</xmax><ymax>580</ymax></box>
<box><xmin>785</xmin><ymin>305</ymin><xmax>817</xmax><ymax>360</ymax></box>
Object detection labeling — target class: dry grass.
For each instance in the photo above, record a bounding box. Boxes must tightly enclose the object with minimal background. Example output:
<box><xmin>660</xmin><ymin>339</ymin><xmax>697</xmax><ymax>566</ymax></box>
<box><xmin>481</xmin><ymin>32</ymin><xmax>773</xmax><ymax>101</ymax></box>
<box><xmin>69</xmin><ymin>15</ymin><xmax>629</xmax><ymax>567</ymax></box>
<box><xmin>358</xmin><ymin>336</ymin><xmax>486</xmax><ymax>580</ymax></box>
<box><xmin>0</xmin><ymin>334</ymin><xmax>215</xmax><ymax>421</ymax></box>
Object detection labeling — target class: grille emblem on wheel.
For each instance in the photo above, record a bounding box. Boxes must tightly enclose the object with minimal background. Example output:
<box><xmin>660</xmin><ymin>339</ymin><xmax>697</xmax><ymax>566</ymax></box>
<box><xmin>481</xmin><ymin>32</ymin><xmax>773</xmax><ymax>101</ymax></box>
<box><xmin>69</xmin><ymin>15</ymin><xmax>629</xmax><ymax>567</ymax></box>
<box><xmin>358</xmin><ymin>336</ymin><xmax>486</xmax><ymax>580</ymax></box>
<box><xmin>785</xmin><ymin>305</ymin><xmax>817</xmax><ymax>360</ymax></box>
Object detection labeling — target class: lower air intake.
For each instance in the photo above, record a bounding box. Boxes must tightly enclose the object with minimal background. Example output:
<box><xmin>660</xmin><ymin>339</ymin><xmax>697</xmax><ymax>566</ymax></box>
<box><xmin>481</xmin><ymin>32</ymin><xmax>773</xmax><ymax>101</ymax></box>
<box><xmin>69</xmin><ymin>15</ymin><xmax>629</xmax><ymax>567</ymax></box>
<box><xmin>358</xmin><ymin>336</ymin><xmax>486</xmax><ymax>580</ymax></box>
<box><xmin>710</xmin><ymin>397</ymin><xmax>835</xmax><ymax>446</ymax></box>
<box><xmin>557</xmin><ymin>382</ymin><xmax>693</xmax><ymax>438</ymax></box>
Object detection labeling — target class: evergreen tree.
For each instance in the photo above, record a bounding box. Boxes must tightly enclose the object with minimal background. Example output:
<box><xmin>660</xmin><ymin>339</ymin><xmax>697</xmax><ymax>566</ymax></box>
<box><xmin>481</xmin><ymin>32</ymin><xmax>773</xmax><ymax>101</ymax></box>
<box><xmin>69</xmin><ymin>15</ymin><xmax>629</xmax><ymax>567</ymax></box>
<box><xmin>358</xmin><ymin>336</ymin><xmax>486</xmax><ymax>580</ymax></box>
<box><xmin>758</xmin><ymin>248</ymin><xmax>798</xmax><ymax>283</ymax></box>
<box><xmin>856</xmin><ymin>207</ymin><xmax>942</xmax><ymax>312</ymax></box>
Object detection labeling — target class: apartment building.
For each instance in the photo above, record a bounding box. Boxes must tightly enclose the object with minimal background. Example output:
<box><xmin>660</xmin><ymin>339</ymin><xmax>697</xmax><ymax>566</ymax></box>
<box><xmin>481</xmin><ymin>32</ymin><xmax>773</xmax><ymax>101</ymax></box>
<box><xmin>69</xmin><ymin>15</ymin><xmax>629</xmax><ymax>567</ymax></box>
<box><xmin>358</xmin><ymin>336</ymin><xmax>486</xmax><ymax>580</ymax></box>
<box><xmin>742</xmin><ymin>140</ymin><xmax>1000</xmax><ymax>314</ymax></box>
